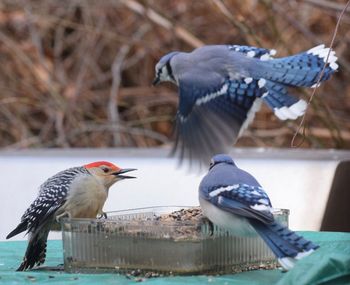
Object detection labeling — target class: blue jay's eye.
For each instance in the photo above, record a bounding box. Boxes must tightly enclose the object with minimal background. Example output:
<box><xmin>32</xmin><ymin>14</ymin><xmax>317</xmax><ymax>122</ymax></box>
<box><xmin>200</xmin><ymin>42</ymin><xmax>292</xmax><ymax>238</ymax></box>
<box><xmin>209</xmin><ymin>161</ymin><xmax>215</xmax><ymax>169</ymax></box>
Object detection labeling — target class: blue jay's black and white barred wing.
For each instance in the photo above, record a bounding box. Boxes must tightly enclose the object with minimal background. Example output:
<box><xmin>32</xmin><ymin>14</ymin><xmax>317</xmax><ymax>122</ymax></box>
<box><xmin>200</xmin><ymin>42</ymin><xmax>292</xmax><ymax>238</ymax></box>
<box><xmin>7</xmin><ymin>166</ymin><xmax>89</xmax><ymax>271</ymax></box>
<box><xmin>173</xmin><ymin>73</ymin><xmax>264</xmax><ymax>166</ymax></box>
<box><xmin>205</xmin><ymin>183</ymin><xmax>274</xmax><ymax>224</ymax></box>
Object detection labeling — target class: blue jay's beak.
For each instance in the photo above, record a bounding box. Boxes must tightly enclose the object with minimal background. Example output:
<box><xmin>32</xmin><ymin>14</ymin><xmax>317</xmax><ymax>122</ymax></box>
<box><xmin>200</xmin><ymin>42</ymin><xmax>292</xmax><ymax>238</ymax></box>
<box><xmin>152</xmin><ymin>76</ymin><xmax>160</xmax><ymax>86</ymax></box>
<box><xmin>113</xmin><ymin>168</ymin><xmax>137</xmax><ymax>179</ymax></box>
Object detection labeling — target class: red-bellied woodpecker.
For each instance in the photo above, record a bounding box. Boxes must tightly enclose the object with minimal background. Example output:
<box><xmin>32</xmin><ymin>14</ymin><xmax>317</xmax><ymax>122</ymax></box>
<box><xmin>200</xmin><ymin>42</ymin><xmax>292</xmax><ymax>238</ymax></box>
<box><xmin>6</xmin><ymin>161</ymin><xmax>136</xmax><ymax>271</ymax></box>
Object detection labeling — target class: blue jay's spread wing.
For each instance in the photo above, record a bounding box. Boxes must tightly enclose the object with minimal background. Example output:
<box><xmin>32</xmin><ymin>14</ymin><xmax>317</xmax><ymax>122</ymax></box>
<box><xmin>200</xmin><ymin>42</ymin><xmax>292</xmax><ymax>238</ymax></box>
<box><xmin>173</xmin><ymin>72</ymin><xmax>263</xmax><ymax>166</ymax></box>
<box><xmin>205</xmin><ymin>183</ymin><xmax>274</xmax><ymax>224</ymax></box>
<box><xmin>164</xmin><ymin>44</ymin><xmax>338</xmax><ymax>166</ymax></box>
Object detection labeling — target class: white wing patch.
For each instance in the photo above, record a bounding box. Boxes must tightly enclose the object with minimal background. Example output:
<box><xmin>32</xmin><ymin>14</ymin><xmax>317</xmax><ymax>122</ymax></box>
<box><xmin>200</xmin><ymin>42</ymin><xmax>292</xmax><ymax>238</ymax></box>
<box><xmin>244</xmin><ymin>77</ymin><xmax>253</xmax><ymax>84</ymax></box>
<box><xmin>260</xmin><ymin>49</ymin><xmax>276</xmax><ymax>61</ymax></box>
<box><xmin>258</xmin><ymin>78</ymin><xmax>266</xmax><ymax>88</ymax></box>
<box><xmin>250</xmin><ymin>198</ymin><xmax>273</xmax><ymax>212</ymax></box>
<box><xmin>209</xmin><ymin>184</ymin><xmax>239</xmax><ymax>197</ymax></box>
<box><xmin>195</xmin><ymin>84</ymin><xmax>229</xmax><ymax>106</ymax></box>
<box><xmin>250</xmin><ymin>204</ymin><xmax>273</xmax><ymax>212</ymax></box>
<box><xmin>247</xmin><ymin>51</ymin><xmax>256</xmax><ymax>58</ymax></box>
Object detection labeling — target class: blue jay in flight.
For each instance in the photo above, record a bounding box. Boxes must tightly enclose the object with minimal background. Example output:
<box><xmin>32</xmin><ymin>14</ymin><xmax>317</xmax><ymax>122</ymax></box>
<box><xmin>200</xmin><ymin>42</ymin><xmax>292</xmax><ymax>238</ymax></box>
<box><xmin>153</xmin><ymin>45</ymin><xmax>338</xmax><ymax>165</ymax></box>
<box><xmin>199</xmin><ymin>154</ymin><xmax>319</xmax><ymax>270</ymax></box>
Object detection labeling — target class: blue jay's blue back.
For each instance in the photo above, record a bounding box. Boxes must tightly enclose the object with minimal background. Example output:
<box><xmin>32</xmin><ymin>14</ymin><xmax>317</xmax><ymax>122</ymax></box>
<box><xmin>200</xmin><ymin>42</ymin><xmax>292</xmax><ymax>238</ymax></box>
<box><xmin>199</xmin><ymin>154</ymin><xmax>319</xmax><ymax>270</ymax></box>
<box><xmin>153</xmin><ymin>45</ymin><xmax>338</xmax><ymax>166</ymax></box>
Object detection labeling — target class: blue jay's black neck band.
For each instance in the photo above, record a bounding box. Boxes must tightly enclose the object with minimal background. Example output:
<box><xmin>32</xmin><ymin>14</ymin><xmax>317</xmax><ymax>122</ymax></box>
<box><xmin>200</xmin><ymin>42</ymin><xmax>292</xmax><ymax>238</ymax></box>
<box><xmin>166</xmin><ymin>61</ymin><xmax>175</xmax><ymax>81</ymax></box>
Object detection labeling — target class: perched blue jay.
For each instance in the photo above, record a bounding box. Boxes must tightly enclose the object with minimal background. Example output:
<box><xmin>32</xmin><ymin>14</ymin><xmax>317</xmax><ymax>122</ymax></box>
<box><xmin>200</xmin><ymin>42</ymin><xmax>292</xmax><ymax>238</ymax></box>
<box><xmin>153</xmin><ymin>45</ymin><xmax>338</xmax><ymax>165</ymax></box>
<box><xmin>199</xmin><ymin>154</ymin><xmax>319</xmax><ymax>270</ymax></box>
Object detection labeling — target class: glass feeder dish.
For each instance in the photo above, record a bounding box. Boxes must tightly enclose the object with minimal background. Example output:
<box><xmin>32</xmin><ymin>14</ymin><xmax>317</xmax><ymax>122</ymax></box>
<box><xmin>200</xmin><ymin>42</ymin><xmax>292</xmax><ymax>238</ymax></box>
<box><xmin>61</xmin><ymin>206</ymin><xmax>289</xmax><ymax>274</ymax></box>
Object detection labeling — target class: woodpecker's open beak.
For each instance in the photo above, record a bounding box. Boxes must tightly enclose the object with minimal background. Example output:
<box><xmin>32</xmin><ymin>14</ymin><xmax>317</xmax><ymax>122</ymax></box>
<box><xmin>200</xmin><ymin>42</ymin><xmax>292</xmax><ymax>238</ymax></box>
<box><xmin>113</xmin><ymin>168</ymin><xmax>137</xmax><ymax>179</ymax></box>
<box><xmin>152</xmin><ymin>76</ymin><xmax>160</xmax><ymax>86</ymax></box>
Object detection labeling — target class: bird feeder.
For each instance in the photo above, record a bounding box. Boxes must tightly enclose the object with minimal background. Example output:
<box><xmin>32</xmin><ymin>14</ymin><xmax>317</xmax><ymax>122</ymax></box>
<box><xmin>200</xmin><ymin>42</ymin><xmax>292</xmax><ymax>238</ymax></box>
<box><xmin>61</xmin><ymin>206</ymin><xmax>289</xmax><ymax>275</ymax></box>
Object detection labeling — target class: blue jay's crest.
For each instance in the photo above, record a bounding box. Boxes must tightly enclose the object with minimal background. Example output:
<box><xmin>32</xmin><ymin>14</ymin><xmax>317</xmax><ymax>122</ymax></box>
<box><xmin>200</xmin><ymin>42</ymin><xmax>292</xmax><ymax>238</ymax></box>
<box><xmin>199</xmin><ymin>155</ymin><xmax>319</xmax><ymax>270</ymax></box>
<box><xmin>157</xmin><ymin>51</ymin><xmax>180</xmax><ymax>67</ymax></box>
<box><xmin>210</xmin><ymin>154</ymin><xmax>235</xmax><ymax>169</ymax></box>
<box><xmin>154</xmin><ymin>44</ymin><xmax>338</xmax><ymax>166</ymax></box>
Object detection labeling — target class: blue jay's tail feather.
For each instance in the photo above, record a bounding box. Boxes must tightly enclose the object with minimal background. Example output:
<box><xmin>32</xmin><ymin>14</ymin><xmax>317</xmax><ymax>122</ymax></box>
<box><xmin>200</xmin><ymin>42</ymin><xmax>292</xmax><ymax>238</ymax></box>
<box><xmin>261</xmin><ymin>80</ymin><xmax>307</xmax><ymax>120</ymax></box>
<box><xmin>261</xmin><ymin>44</ymin><xmax>338</xmax><ymax>87</ymax></box>
<box><xmin>253</xmin><ymin>45</ymin><xmax>338</xmax><ymax>120</ymax></box>
<box><xmin>249</xmin><ymin>219</ymin><xmax>319</xmax><ymax>271</ymax></box>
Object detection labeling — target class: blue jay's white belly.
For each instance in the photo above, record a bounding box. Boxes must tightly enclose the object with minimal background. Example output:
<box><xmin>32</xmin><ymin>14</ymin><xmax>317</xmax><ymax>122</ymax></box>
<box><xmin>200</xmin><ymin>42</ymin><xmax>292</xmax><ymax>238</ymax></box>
<box><xmin>199</xmin><ymin>197</ymin><xmax>257</xmax><ymax>237</ymax></box>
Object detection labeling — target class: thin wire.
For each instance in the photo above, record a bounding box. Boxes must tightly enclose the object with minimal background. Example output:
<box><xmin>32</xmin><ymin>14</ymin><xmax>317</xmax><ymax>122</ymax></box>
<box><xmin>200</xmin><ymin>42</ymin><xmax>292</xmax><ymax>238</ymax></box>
<box><xmin>291</xmin><ymin>0</ymin><xmax>350</xmax><ymax>148</ymax></box>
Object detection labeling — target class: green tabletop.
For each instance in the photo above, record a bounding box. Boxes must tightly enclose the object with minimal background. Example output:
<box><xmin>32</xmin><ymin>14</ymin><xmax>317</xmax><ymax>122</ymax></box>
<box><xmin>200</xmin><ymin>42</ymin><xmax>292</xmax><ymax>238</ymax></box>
<box><xmin>1</xmin><ymin>232</ymin><xmax>350</xmax><ymax>285</ymax></box>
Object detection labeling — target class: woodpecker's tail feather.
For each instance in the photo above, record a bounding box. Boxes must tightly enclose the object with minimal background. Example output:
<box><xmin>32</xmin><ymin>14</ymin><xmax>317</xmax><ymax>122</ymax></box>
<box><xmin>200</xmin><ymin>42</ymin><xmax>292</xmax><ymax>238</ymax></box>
<box><xmin>249</xmin><ymin>220</ymin><xmax>319</xmax><ymax>271</ymax></box>
<box><xmin>6</xmin><ymin>221</ymin><xmax>28</xmax><ymax>240</ymax></box>
<box><xmin>16</xmin><ymin>229</ymin><xmax>49</xmax><ymax>271</ymax></box>
<box><xmin>262</xmin><ymin>44</ymin><xmax>338</xmax><ymax>87</ymax></box>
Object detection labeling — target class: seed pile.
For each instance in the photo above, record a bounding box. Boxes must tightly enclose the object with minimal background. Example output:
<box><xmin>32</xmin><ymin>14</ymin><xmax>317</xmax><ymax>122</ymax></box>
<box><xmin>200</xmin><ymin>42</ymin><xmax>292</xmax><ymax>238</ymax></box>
<box><xmin>156</xmin><ymin>207</ymin><xmax>203</xmax><ymax>222</ymax></box>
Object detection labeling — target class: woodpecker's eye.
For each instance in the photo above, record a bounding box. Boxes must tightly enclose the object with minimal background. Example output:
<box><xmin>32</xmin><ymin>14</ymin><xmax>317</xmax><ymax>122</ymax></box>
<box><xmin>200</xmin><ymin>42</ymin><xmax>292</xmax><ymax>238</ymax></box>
<box><xmin>101</xmin><ymin>167</ymin><xmax>109</xmax><ymax>173</ymax></box>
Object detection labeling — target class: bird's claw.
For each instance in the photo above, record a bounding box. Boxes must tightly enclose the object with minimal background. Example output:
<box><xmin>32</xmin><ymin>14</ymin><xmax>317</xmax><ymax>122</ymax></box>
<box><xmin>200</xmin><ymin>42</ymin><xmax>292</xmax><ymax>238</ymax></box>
<box><xmin>199</xmin><ymin>217</ymin><xmax>214</xmax><ymax>236</ymax></box>
<box><xmin>55</xmin><ymin>212</ymin><xmax>71</xmax><ymax>223</ymax></box>
<box><xmin>98</xmin><ymin>212</ymin><xmax>107</xmax><ymax>219</ymax></box>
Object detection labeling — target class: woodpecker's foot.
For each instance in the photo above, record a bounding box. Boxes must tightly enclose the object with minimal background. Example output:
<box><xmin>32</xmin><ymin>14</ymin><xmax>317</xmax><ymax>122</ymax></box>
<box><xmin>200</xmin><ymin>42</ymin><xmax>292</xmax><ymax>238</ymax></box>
<box><xmin>97</xmin><ymin>212</ymin><xmax>107</xmax><ymax>219</ymax></box>
<box><xmin>199</xmin><ymin>217</ymin><xmax>214</xmax><ymax>236</ymax></box>
<box><xmin>55</xmin><ymin>212</ymin><xmax>71</xmax><ymax>223</ymax></box>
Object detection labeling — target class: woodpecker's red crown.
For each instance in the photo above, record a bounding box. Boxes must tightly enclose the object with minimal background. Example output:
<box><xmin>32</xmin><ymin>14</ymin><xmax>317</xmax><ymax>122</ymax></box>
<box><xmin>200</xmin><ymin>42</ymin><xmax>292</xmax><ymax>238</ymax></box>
<box><xmin>84</xmin><ymin>161</ymin><xmax>120</xmax><ymax>171</ymax></box>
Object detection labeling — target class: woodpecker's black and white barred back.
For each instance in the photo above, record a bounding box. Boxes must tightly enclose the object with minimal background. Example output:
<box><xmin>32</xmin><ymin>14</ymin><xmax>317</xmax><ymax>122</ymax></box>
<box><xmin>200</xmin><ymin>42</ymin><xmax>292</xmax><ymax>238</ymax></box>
<box><xmin>153</xmin><ymin>44</ymin><xmax>338</xmax><ymax>166</ymax></box>
<box><xmin>18</xmin><ymin>167</ymin><xmax>89</xmax><ymax>235</ymax></box>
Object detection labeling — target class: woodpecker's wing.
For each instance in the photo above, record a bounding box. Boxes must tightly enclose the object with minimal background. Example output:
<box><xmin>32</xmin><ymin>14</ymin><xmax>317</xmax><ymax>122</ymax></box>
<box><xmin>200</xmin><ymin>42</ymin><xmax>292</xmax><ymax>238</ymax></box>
<box><xmin>173</xmin><ymin>71</ymin><xmax>264</xmax><ymax>167</ymax></box>
<box><xmin>6</xmin><ymin>190</ymin><xmax>67</xmax><ymax>239</ymax></box>
<box><xmin>22</xmin><ymin>182</ymin><xmax>72</xmax><ymax>233</ymax></box>
<box><xmin>7</xmin><ymin>167</ymin><xmax>88</xmax><ymax>239</ymax></box>
<box><xmin>204</xmin><ymin>183</ymin><xmax>274</xmax><ymax>224</ymax></box>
